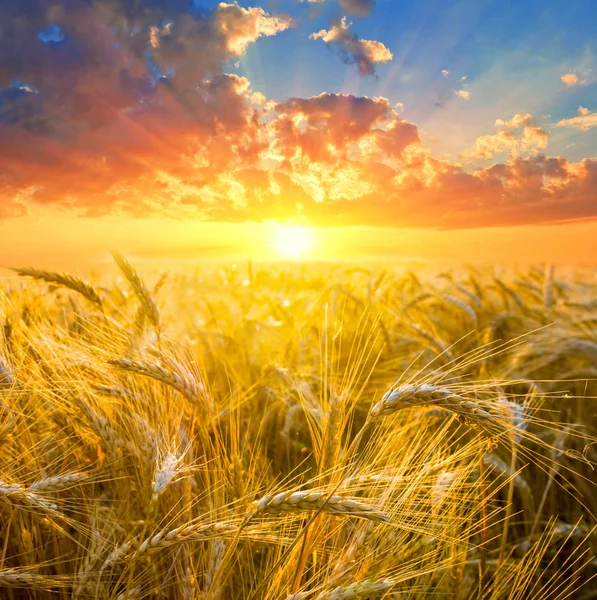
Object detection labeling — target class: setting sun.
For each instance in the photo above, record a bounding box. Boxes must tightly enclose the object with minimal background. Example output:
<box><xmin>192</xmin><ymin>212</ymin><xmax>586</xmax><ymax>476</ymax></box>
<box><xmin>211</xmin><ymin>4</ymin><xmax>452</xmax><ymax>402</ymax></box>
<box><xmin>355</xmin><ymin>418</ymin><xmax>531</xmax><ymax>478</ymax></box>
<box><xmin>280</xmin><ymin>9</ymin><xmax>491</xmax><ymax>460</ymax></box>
<box><xmin>272</xmin><ymin>225</ymin><xmax>316</xmax><ymax>259</ymax></box>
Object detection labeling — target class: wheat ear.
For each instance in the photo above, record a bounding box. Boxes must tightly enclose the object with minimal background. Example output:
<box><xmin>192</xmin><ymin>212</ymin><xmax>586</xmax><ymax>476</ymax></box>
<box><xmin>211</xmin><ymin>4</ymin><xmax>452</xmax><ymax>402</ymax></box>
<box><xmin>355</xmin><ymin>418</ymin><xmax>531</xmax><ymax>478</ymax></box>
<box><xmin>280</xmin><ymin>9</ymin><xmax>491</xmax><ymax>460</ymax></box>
<box><xmin>10</xmin><ymin>267</ymin><xmax>103</xmax><ymax>306</ymax></box>
<box><xmin>0</xmin><ymin>357</ymin><xmax>14</xmax><ymax>387</ymax></box>
<box><xmin>543</xmin><ymin>263</ymin><xmax>555</xmax><ymax>309</ymax></box>
<box><xmin>0</xmin><ymin>480</ymin><xmax>60</xmax><ymax>514</ymax></box>
<box><xmin>115</xmin><ymin>586</ymin><xmax>142</xmax><ymax>600</ymax></box>
<box><xmin>111</xmin><ymin>251</ymin><xmax>160</xmax><ymax>335</ymax></box>
<box><xmin>108</xmin><ymin>357</ymin><xmax>204</xmax><ymax>403</ymax></box>
<box><xmin>151</xmin><ymin>452</ymin><xmax>181</xmax><ymax>503</ymax></box>
<box><xmin>0</xmin><ymin>568</ymin><xmax>69</xmax><ymax>591</ymax></box>
<box><xmin>370</xmin><ymin>384</ymin><xmax>506</xmax><ymax>437</ymax></box>
<box><xmin>252</xmin><ymin>490</ymin><xmax>390</xmax><ymax>523</ymax></box>
<box><xmin>29</xmin><ymin>473</ymin><xmax>89</xmax><ymax>493</ymax></box>
<box><xmin>103</xmin><ymin>522</ymin><xmax>238</xmax><ymax>569</ymax></box>
<box><xmin>315</xmin><ymin>578</ymin><xmax>394</xmax><ymax>599</ymax></box>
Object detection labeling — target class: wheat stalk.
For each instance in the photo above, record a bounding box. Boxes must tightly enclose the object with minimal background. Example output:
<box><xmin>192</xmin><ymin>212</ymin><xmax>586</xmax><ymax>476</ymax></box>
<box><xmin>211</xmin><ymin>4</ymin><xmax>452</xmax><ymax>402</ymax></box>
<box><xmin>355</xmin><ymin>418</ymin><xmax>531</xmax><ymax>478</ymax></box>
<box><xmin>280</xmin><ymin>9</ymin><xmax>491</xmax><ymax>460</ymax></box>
<box><xmin>370</xmin><ymin>384</ymin><xmax>506</xmax><ymax>437</ymax></box>
<box><xmin>10</xmin><ymin>267</ymin><xmax>103</xmax><ymax>307</ymax></box>
<box><xmin>252</xmin><ymin>490</ymin><xmax>390</xmax><ymax>523</ymax></box>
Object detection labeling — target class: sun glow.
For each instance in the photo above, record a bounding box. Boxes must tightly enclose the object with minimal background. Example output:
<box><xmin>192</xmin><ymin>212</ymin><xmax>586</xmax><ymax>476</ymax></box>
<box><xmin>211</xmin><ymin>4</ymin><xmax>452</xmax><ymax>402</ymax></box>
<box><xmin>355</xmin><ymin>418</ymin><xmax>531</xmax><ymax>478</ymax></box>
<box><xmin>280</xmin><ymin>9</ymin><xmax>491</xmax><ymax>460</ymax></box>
<box><xmin>272</xmin><ymin>225</ymin><xmax>316</xmax><ymax>259</ymax></box>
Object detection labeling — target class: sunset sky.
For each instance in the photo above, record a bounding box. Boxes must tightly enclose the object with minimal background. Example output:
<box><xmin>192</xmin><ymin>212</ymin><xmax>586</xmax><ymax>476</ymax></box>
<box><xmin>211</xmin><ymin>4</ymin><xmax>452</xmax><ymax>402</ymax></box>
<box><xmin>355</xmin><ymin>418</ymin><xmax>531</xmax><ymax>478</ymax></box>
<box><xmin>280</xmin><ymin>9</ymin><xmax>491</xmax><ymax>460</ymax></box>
<box><xmin>1</xmin><ymin>0</ymin><xmax>596</xmax><ymax>265</ymax></box>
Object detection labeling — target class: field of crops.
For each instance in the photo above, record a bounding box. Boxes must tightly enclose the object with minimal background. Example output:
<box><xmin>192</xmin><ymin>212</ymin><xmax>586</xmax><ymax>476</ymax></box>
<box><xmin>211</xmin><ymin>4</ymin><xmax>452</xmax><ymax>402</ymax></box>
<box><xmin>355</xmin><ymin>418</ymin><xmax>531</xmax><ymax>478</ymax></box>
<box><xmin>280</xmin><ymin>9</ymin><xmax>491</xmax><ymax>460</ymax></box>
<box><xmin>0</xmin><ymin>257</ymin><xmax>596</xmax><ymax>599</ymax></box>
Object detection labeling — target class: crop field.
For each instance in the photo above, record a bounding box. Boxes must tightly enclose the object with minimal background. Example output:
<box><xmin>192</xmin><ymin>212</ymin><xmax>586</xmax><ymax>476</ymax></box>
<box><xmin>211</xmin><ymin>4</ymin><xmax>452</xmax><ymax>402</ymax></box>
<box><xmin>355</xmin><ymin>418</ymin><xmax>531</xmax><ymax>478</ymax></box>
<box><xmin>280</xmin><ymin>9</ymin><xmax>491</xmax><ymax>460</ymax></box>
<box><xmin>0</xmin><ymin>257</ymin><xmax>596</xmax><ymax>599</ymax></box>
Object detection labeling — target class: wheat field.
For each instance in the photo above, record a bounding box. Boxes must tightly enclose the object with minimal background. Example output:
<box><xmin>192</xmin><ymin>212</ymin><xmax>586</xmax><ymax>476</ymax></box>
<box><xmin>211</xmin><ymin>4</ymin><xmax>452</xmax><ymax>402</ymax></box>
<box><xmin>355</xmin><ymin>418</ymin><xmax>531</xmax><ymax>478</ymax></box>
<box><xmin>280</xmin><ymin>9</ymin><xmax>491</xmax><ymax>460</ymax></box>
<box><xmin>0</xmin><ymin>257</ymin><xmax>596</xmax><ymax>599</ymax></box>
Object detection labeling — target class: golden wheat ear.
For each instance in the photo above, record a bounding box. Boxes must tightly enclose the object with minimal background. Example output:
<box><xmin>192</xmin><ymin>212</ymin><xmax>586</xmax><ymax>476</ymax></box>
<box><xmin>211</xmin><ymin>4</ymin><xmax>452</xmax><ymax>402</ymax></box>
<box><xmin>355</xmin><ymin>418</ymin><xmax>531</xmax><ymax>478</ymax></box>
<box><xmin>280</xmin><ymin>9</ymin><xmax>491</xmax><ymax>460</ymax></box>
<box><xmin>110</xmin><ymin>250</ymin><xmax>161</xmax><ymax>336</ymax></box>
<box><xmin>10</xmin><ymin>266</ymin><xmax>104</xmax><ymax>307</ymax></box>
<box><xmin>370</xmin><ymin>383</ymin><xmax>507</xmax><ymax>438</ymax></box>
<box><xmin>252</xmin><ymin>489</ymin><xmax>391</xmax><ymax>523</ymax></box>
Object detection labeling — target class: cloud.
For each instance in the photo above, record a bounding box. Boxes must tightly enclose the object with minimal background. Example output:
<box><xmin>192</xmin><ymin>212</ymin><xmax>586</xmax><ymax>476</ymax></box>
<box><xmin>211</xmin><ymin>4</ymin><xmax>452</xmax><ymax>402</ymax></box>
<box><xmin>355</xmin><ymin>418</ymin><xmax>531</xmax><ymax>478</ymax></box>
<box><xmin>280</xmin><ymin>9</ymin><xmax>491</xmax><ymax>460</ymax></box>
<box><xmin>471</xmin><ymin>130</ymin><xmax>518</xmax><ymax>158</ymax></box>
<box><xmin>441</xmin><ymin>69</ymin><xmax>449</xmax><ymax>77</ymax></box>
<box><xmin>215</xmin><ymin>2</ymin><xmax>294</xmax><ymax>55</ymax></box>
<box><xmin>310</xmin><ymin>17</ymin><xmax>392</xmax><ymax>75</ymax></box>
<box><xmin>286</xmin><ymin>154</ymin><xmax>597</xmax><ymax>229</ymax></box>
<box><xmin>561</xmin><ymin>73</ymin><xmax>578</xmax><ymax>86</ymax></box>
<box><xmin>373</xmin><ymin>121</ymin><xmax>420</xmax><ymax>158</ymax></box>
<box><xmin>556</xmin><ymin>108</ymin><xmax>597</xmax><ymax>131</ymax></box>
<box><xmin>0</xmin><ymin>0</ymin><xmax>292</xmax><ymax>215</ymax></box>
<box><xmin>1</xmin><ymin>1</ymin><xmax>597</xmax><ymax>230</ymax></box>
<box><xmin>149</xmin><ymin>22</ymin><xmax>173</xmax><ymax>49</ymax></box>
<box><xmin>270</xmin><ymin>93</ymin><xmax>398</xmax><ymax>163</ymax></box>
<box><xmin>0</xmin><ymin>2</ymin><xmax>294</xmax><ymax>93</ymax></box>
<box><xmin>453</xmin><ymin>90</ymin><xmax>470</xmax><ymax>100</ymax></box>
<box><xmin>467</xmin><ymin>113</ymin><xmax>549</xmax><ymax>159</ymax></box>
<box><xmin>522</xmin><ymin>126</ymin><xmax>550</xmax><ymax>148</ymax></box>
<box><xmin>495</xmin><ymin>113</ymin><xmax>535</xmax><ymax>128</ymax></box>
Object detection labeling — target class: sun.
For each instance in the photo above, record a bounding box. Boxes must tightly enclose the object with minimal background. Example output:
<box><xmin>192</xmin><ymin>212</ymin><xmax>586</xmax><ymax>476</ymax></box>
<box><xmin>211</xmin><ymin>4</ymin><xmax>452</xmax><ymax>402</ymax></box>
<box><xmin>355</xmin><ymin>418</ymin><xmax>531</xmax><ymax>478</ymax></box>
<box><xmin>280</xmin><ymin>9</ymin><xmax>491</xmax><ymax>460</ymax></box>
<box><xmin>272</xmin><ymin>225</ymin><xmax>316</xmax><ymax>259</ymax></box>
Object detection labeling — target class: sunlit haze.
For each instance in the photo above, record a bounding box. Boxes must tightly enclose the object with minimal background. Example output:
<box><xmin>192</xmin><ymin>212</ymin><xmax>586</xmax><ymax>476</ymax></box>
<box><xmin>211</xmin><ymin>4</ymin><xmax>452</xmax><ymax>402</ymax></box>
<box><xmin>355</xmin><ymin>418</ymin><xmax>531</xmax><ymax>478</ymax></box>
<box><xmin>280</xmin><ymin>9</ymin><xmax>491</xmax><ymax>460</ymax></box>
<box><xmin>273</xmin><ymin>225</ymin><xmax>316</xmax><ymax>260</ymax></box>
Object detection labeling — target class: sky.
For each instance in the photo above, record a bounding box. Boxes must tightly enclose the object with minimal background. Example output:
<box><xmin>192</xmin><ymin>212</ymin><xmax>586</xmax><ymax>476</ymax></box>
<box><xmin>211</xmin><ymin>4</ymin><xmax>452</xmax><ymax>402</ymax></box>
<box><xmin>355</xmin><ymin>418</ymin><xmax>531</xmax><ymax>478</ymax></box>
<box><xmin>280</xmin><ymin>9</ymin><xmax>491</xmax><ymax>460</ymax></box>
<box><xmin>0</xmin><ymin>0</ymin><xmax>596</xmax><ymax>265</ymax></box>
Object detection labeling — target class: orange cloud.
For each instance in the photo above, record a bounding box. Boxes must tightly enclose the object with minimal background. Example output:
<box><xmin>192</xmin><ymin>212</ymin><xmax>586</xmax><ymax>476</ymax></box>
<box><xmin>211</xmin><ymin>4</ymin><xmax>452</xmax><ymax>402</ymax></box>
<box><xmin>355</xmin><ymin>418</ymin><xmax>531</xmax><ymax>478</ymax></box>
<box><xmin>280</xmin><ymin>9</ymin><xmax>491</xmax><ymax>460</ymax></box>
<box><xmin>556</xmin><ymin>108</ymin><xmax>597</xmax><ymax>131</ymax></box>
<box><xmin>467</xmin><ymin>113</ymin><xmax>549</xmax><ymax>159</ymax></box>
<box><xmin>522</xmin><ymin>126</ymin><xmax>550</xmax><ymax>148</ymax></box>
<box><xmin>215</xmin><ymin>2</ymin><xmax>294</xmax><ymax>55</ymax></box>
<box><xmin>495</xmin><ymin>113</ymin><xmax>535</xmax><ymax>128</ymax></box>
<box><xmin>373</xmin><ymin>120</ymin><xmax>420</xmax><ymax>158</ymax></box>
<box><xmin>0</xmin><ymin>0</ymin><xmax>291</xmax><ymax>217</ymax></box>
<box><xmin>149</xmin><ymin>22</ymin><xmax>173</xmax><ymax>49</ymax></box>
<box><xmin>2</xmin><ymin>76</ymin><xmax>596</xmax><ymax>228</ymax></box>
<box><xmin>1</xmin><ymin>2</ymin><xmax>596</xmax><ymax>230</ymax></box>
<box><xmin>310</xmin><ymin>17</ymin><xmax>392</xmax><ymax>75</ymax></box>
<box><xmin>269</xmin><ymin>93</ymin><xmax>397</xmax><ymax>163</ymax></box>
<box><xmin>561</xmin><ymin>73</ymin><xmax>578</xmax><ymax>86</ymax></box>
<box><xmin>471</xmin><ymin>130</ymin><xmax>518</xmax><ymax>159</ymax></box>
<box><xmin>453</xmin><ymin>90</ymin><xmax>470</xmax><ymax>100</ymax></box>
